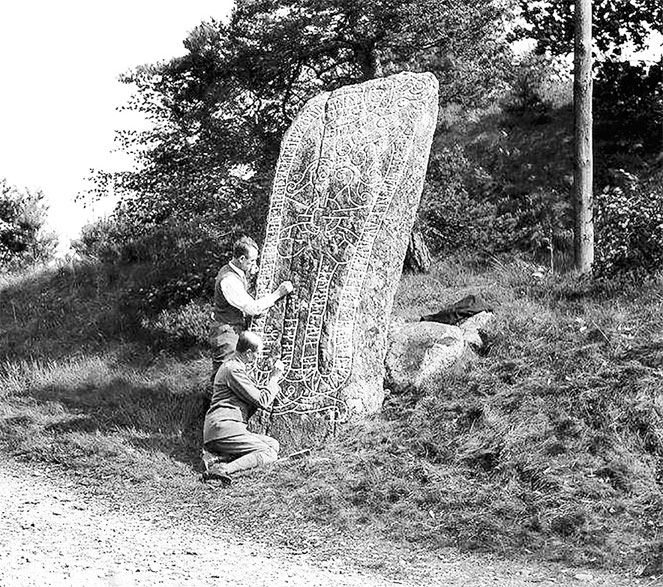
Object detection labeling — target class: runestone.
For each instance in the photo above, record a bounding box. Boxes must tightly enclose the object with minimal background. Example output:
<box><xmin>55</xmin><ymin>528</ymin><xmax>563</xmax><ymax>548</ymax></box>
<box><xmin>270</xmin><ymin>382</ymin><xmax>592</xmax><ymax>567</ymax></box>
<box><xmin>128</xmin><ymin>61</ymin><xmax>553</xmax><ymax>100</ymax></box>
<box><xmin>251</xmin><ymin>72</ymin><xmax>438</xmax><ymax>446</ymax></box>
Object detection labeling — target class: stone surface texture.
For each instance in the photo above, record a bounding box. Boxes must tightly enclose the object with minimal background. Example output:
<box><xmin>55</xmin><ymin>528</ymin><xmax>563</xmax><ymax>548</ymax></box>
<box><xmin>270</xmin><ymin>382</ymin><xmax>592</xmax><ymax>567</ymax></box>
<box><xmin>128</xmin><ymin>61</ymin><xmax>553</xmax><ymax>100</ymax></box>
<box><xmin>251</xmin><ymin>72</ymin><xmax>438</xmax><ymax>447</ymax></box>
<box><xmin>385</xmin><ymin>322</ymin><xmax>466</xmax><ymax>392</ymax></box>
<box><xmin>385</xmin><ymin>312</ymin><xmax>494</xmax><ymax>394</ymax></box>
<box><xmin>459</xmin><ymin>311</ymin><xmax>494</xmax><ymax>348</ymax></box>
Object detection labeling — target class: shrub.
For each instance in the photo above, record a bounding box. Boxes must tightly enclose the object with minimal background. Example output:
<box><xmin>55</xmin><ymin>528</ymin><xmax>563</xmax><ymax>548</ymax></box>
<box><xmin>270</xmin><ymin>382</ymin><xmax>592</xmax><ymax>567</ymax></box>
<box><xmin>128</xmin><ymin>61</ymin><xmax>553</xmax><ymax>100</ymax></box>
<box><xmin>594</xmin><ymin>170</ymin><xmax>663</xmax><ymax>277</ymax></box>
<box><xmin>73</xmin><ymin>216</ymin><xmax>127</xmax><ymax>264</ymax></box>
<box><xmin>71</xmin><ymin>214</ymin><xmax>226</xmax><ymax>339</ymax></box>
<box><xmin>501</xmin><ymin>54</ymin><xmax>557</xmax><ymax>124</ymax></box>
<box><xmin>420</xmin><ymin>145</ymin><xmax>499</xmax><ymax>253</ymax></box>
<box><xmin>143</xmin><ymin>300</ymin><xmax>212</xmax><ymax>348</ymax></box>
<box><xmin>0</xmin><ymin>179</ymin><xmax>57</xmax><ymax>271</ymax></box>
<box><xmin>421</xmin><ymin>142</ymin><xmax>573</xmax><ymax>258</ymax></box>
<box><xmin>74</xmin><ymin>175</ymin><xmax>269</xmax><ymax>330</ymax></box>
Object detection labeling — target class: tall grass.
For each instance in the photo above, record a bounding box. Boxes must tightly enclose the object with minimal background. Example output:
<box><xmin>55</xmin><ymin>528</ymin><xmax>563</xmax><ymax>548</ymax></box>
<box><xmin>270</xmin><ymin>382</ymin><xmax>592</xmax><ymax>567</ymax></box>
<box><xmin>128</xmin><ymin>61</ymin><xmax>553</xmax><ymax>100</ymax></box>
<box><xmin>0</xmin><ymin>352</ymin><xmax>209</xmax><ymax>481</ymax></box>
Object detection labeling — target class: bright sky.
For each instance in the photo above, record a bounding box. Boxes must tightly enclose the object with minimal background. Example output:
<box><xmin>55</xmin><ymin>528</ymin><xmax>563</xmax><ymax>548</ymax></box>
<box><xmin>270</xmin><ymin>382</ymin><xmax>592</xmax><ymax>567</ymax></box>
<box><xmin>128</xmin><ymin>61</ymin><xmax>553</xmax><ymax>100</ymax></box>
<box><xmin>0</xmin><ymin>0</ymin><xmax>234</xmax><ymax>251</ymax></box>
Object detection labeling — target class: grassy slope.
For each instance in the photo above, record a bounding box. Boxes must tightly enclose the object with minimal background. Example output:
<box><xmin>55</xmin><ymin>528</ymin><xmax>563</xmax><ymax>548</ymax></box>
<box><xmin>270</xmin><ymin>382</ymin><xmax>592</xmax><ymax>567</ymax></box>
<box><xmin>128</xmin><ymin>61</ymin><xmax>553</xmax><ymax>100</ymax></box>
<box><xmin>0</xmin><ymin>256</ymin><xmax>661</xmax><ymax>576</ymax></box>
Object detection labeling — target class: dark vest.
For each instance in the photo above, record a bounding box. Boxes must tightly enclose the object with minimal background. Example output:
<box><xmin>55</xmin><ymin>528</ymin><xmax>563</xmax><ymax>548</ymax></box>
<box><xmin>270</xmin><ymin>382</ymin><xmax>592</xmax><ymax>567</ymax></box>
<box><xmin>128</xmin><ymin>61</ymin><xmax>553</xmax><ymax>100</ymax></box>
<box><xmin>213</xmin><ymin>264</ymin><xmax>247</xmax><ymax>325</ymax></box>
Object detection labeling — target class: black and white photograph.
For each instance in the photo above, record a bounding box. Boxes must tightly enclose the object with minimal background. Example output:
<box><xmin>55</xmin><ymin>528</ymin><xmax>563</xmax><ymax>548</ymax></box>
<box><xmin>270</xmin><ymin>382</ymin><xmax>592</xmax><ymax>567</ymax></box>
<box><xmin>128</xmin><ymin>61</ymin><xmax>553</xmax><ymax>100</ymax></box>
<box><xmin>1</xmin><ymin>1</ymin><xmax>661</xmax><ymax>585</ymax></box>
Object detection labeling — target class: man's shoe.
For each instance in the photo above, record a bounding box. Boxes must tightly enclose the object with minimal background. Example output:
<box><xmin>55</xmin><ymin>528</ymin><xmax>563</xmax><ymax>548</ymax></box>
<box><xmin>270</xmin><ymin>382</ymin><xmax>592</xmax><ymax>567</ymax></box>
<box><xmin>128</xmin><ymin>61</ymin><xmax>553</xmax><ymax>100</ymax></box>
<box><xmin>202</xmin><ymin>464</ymin><xmax>233</xmax><ymax>487</ymax></box>
<box><xmin>200</xmin><ymin>448</ymin><xmax>221</xmax><ymax>474</ymax></box>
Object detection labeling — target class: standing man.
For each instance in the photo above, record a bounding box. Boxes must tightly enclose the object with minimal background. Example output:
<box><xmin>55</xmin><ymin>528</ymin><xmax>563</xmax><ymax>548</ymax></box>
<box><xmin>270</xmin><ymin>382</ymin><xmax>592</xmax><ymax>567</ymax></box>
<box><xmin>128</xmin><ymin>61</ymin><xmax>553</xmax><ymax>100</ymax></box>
<box><xmin>202</xmin><ymin>331</ymin><xmax>284</xmax><ymax>485</ymax></box>
<box><xmin>210</xmin><ymin>236</ymin><xmax>292</xmax><ymax>381</ymax></box>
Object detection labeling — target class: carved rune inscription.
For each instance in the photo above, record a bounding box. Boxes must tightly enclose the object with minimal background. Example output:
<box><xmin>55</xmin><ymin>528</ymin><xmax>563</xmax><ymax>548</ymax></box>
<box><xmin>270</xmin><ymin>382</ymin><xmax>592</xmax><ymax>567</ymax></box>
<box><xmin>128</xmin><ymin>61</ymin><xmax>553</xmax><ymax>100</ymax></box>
<box><xmin>252</xmin><ymin>73</ymin><xmax>438</xmax><ymax>420</ymax></box>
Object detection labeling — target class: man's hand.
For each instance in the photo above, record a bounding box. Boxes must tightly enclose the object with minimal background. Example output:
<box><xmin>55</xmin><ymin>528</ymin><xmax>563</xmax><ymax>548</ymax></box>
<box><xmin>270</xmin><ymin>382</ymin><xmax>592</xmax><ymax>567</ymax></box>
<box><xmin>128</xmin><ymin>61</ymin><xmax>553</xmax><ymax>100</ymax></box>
<box><xmin>270</xmin><ymin>360</ymin><xmax>285</xmax><ymax>378</ymax></box>
<box><xmin>276</xmin><ymin>281</ymin><xmax>294</xmax><ymax>298</ymax></box>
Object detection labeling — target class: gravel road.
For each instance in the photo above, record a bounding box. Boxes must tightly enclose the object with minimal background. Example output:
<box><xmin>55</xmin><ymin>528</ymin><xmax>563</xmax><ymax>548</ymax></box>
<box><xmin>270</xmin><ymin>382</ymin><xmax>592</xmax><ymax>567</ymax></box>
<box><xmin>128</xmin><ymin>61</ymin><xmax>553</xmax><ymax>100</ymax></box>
<box><xmin>0</xmin><ymin>456</ymin><xmax>656</xmax><ymax>587</ymax></box>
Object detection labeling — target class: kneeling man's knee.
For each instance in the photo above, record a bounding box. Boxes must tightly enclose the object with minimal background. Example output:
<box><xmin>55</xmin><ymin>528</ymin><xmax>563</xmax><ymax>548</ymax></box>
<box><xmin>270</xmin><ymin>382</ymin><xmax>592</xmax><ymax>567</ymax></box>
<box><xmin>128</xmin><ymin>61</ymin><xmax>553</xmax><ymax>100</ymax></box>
<box><xmin>255</xmin><ymin>447</ymin><xmax>278</xmax><ymax>467</ymax></box>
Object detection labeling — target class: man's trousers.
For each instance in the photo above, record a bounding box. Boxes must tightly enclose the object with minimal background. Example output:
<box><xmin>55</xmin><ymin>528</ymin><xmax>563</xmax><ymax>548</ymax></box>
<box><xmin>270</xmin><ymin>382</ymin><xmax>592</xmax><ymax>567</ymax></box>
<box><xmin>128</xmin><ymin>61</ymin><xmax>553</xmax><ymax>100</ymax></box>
<box><xmin>204</xmin><ymin>420</ymin><xmax>280</xmax><ymax>475</ymax></box>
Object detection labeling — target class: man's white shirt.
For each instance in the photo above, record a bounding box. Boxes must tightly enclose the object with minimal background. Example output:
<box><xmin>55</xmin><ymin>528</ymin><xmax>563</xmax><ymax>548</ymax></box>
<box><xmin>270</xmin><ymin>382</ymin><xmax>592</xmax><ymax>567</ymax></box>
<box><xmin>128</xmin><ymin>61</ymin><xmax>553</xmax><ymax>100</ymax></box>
<box><xmin>220</xmin><ymin>261</ymin><xmax>276</xmax><ymax>316</ymax></box>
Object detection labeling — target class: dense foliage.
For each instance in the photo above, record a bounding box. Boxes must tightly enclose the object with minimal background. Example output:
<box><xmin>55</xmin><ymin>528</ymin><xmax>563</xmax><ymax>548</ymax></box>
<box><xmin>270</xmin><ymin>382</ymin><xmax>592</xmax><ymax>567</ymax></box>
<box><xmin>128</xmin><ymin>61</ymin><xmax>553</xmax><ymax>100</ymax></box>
<box><xmin>420</xmin><ymin>56</ymin><xmax>661</xmax><ymax>272</ymax></box>
<box><xmin>515</xmin><ymin>0</ymin><xmax>662</xmax><ymax>57</ymax></box>
<box><xmin>594</xmin><ymin>61</ymin><xmax>662</xmax><ymax>159</ymax></box>
<box><xmin>120</xmin><ymin>0</ymin><xmax>510</xmax><ymax>175</ymax></box>
<box><xmin>0</xmin><ymin>179</ymin><xmax>56</xmax><ymax>271</ymax></box>
<box><xmin>87</xmin><ymin>0</ymin><xmax>513</xmax><ymax>215</ymax></box>
<box><xmin>594</xmin><ymin>170</ymin><xmax>663</xmax><ymax>277</ymax></box>
<box><xmin>74</xmin><ymin>175</ymin><xmax>268</xmax><ymax>330</ymax></box>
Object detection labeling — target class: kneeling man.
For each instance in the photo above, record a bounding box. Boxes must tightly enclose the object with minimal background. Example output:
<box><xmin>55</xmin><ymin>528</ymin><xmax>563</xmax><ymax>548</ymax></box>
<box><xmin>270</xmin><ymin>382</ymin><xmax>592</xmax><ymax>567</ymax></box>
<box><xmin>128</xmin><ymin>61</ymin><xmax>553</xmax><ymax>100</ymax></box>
<box><xmin>202</xmin><ymin>331</ymin><xmax>283</xmax><ymax>485</ymax></box>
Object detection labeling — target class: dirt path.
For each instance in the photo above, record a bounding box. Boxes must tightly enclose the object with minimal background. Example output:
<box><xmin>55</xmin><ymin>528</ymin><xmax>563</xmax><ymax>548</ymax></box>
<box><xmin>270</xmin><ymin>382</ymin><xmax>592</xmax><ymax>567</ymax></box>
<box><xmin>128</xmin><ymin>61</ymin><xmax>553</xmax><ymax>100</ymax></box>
<box><xmin>0</xmin><ymin>456</ymin><xmax>655</xmax><ymax>587</ymax></box>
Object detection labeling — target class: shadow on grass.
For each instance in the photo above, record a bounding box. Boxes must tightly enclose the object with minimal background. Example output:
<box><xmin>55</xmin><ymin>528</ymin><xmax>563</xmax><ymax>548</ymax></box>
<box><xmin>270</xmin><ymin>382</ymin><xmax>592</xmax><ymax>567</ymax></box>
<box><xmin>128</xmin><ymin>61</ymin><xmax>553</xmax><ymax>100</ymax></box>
<box><xmin>0</xmin><ymin>257</ymin><xmax>213</xmax><ymax>470</ymax></box>
<box><xmin>1</xmin><ymin>376</ymin><xmax>207</xmax><ymax>471</ymax></box>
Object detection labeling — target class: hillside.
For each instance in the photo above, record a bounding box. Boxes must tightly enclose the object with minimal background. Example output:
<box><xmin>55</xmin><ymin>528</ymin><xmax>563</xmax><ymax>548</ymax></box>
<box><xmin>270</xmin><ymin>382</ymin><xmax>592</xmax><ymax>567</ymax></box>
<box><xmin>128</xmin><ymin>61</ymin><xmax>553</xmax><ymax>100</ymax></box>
<box><xmin>1</xmin><ymin>254</ymin><xmax>661</xmax><ymax>580</ymax></box>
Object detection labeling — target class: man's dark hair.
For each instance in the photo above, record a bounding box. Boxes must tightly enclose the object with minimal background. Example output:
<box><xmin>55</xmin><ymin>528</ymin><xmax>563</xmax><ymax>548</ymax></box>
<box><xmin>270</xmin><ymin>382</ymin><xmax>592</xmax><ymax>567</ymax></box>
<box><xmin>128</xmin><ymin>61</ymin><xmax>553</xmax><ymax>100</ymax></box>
<box><xmin>233</xmin><ymin>236</ymin><xmax>258</xmax><ymax>259</ymax></box>
<box><xmin>236</xmin><ymin>331</ymin><xmax>261</xmax><ymax>354</ymax></box>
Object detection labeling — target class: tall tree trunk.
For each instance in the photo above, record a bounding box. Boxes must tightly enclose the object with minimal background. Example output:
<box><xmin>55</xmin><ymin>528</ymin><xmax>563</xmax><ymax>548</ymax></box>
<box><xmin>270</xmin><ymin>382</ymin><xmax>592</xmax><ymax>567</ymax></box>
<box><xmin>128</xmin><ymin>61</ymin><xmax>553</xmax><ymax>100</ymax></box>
<box><xmin>573</xmin><ymin>0</ymin><xmax>594</xmax><ymax>274</ymax></box>
<box><xmin>355</xmin><ymin>42</ymin><xmax>378</xmax><ymax>80</ymax></box>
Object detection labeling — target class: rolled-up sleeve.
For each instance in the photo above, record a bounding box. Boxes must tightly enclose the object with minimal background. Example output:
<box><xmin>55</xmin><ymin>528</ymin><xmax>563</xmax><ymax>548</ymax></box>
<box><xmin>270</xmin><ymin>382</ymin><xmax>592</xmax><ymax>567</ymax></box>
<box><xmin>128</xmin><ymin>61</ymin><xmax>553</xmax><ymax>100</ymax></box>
<box><xmin>220</xmin><ymin>272</ymin><xmax>279</xmax><ymax>316</ymax></box>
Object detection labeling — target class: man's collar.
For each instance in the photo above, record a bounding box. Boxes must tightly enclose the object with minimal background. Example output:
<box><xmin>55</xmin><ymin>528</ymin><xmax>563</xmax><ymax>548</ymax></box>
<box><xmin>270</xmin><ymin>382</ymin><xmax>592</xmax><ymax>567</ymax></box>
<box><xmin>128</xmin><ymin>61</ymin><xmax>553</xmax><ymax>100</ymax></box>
<box><xmin>228</xmin><ymin>260</ymin><xmax>245</xmax><ymax>278</ymax></box>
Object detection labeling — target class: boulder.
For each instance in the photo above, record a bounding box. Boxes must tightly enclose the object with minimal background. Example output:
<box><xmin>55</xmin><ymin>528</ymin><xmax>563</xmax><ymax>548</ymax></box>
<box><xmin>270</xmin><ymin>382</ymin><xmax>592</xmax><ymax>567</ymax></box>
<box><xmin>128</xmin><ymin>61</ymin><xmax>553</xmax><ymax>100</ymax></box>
<box><xmin>385</xmin><ymin>311</ymin><xmax>494</xmax><ymax>394</ymax></box>
<box><xmin>385</xmin><ymin>322</ymin><xmax>465</xmax><ymax>393</ymax></box>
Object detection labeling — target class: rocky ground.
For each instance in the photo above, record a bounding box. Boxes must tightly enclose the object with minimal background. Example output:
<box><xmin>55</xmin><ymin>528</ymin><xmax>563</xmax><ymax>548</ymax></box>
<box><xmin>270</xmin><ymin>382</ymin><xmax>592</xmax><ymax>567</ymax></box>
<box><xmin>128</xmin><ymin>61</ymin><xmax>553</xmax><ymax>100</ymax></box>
<box><xmin>0</xmin><ymin>455</ymin><xmax>657</xmax><ymax>587</ymax></box>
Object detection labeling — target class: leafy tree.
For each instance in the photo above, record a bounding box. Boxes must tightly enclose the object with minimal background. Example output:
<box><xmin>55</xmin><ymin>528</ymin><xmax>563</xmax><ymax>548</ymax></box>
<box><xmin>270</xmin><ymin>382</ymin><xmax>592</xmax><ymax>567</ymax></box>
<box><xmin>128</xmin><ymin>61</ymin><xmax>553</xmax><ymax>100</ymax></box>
<box><xmin>594</xmin><ymin>61</ymin><xmax>662</xmax><ymax>157</ymax></box>
<box><xmin>87</xmin><ymin>0</ymin><xmax>515</xmax><ymax>234</ymax></box>
<box><xmin>516</xmin><ymin>0</ymin><xmax>662</xmax><ymax>58</ymax></box>
<box><xmin>0</xmin><ymin>179</ymin><xmax>57</xmax><ymax>271</ymax></box>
